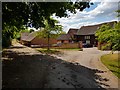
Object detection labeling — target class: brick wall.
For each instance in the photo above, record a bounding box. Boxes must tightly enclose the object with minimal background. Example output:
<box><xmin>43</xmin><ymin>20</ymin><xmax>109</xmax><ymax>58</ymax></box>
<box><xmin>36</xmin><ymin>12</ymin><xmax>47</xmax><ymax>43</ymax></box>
<box><xmin>56</xmin><ymin>43</ymin><xmax>79</xmax><ymax>49</ymax></box>
<box><xmin>31</xmin><ymin>37</ymin><xmax>57</xmax><ymax>46</ymax></box>
<box><xmin>57</xmin><ymin>40</ymin><xmax>69</xmax><ymax>44</ymax></box>
<box><xmin>64</xmin><ymin>40</ymin><xmax>69</xmax><ymax>43</ymax></box>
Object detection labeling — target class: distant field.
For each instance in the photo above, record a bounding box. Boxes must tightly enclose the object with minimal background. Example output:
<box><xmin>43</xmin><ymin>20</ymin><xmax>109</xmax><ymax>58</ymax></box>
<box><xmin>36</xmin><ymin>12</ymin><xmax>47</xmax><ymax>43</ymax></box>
<box><xmin>101</xmin><ymin>53</ymin><xmax>120</xmax><ymax>78</ymax></box>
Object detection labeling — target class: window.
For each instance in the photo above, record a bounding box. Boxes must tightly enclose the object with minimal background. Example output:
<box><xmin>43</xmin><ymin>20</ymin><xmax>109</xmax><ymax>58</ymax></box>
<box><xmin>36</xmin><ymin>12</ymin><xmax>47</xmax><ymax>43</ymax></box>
<box><xmin>86</xmin><ymin>40</ymin><xmax>90</xmax><ymax>44</ymax></box>
<box><xmin>85</xmin><ymin>36</ymin><xmax>90</xmax><ymax>39</ymax></box>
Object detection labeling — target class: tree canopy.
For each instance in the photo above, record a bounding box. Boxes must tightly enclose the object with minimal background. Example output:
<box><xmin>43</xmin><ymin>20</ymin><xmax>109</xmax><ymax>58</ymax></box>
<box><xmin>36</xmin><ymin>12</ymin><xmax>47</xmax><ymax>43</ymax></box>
<box><xmin>116</xmin><ymin>9</ymin><xmax>120</xmax><ymax>17</ymax></box>
<box><xmin>95</xmin><ymin>22</ymin><xmax>120</xmax><ymax>51</ymax></box>
<box><xmin>2</xmin><ymin>1</ymin><xmax>92</xmax><ymax>29</ymax></box>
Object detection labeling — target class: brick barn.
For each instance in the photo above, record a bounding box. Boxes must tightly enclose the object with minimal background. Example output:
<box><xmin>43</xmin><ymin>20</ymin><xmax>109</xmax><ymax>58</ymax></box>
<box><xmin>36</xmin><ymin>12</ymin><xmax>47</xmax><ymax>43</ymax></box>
<box><xmin>57</xmin><ymin>34</ymin><xmax>72</xmax><ymax>44</ymax></box>
<box><xmin>20</xmin><ymin>32</ymin><xmax>57</xmax><ymax>47</ymax></box>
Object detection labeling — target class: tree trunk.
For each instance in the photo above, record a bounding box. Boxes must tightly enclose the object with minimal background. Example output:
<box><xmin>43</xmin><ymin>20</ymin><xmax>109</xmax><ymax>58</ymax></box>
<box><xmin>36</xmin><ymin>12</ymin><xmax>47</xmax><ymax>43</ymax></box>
<box><xmin>47</xmin><ymin>33</ymin><xmax>50</xmax><ymax>51</ymax></box>
<box><xmin>111</xmin><ymin>50</ymin><xmax>114</xmax><ymax>54</ymax></box>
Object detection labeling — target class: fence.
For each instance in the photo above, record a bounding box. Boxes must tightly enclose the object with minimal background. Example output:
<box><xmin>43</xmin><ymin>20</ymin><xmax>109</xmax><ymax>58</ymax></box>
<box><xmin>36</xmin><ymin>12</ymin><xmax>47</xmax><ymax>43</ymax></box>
<box><xmin>54</xmin><ymin>43</ymin><xmax>82</xmax><ymax>49</ymax></box>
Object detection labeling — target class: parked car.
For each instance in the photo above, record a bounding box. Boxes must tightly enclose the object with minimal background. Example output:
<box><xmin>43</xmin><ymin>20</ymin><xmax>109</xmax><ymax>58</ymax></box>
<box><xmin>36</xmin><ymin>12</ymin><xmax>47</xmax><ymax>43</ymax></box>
<box><xmin>82</xmin><ymin>43</ymin><xmax>87</xmax><ymax>48</ymax></box>
<box><xmin>82</xmin><ymin>43</ymin><xmax>93</xmax><ymax>48</ymax></box>
<box><xmin>56</xmin><ymin>43</ymin><xmax>62</xmax><ymax>47</ymax></box>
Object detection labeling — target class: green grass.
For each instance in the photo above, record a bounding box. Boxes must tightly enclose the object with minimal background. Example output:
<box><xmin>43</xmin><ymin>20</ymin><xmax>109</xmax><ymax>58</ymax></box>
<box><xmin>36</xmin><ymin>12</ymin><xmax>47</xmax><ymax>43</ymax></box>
<box><xmin>56</xmin><ymin>48</ymin><xmax>82</xmax><ymax>51</ymax></box>
<box><xmin>101</xmin><ymin>53</ymin><xmax>120</xmax><ymax>78</ymax></box>
<box><xmin>36</xmin><ymin>48</ymin><xmax>61</xmax><ymax>54</ymax></box>
<box><xmin>36</xmin><ymin>47</ymin><xmax>82</xmax><ymax>50</ymax></box>
<box><xmin>36</xmin><ymin>48</ymin><xmax>82</xmax><ymax>54</ymax></box>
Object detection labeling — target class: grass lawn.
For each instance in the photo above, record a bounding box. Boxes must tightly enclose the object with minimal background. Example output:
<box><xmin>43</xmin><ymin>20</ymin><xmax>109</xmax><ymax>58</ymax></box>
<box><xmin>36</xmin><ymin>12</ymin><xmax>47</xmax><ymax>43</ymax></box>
<box><xmin>35</xmin><ymin>48</ymin><xmax>82</xmax><ymax>54</ymax></box>
<box><xmin>36</xmin><ymin>48</ymin><xmax>61</xmax><ymax>54</ymax></box>
<box><xmin>101</xmin><ymin>53</ymin><xmax>120</xmax><ymax>78</ymax></box>
<box><xmin>56</xmin><ymin>48</ymin><xmax>82</xmax><ymax>51</ymax></box>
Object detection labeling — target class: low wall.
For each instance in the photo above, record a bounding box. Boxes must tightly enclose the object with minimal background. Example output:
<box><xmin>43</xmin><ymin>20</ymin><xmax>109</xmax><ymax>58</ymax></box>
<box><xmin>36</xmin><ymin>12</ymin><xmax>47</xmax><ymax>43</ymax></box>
<box><xmin>55</xmin><ymin>43</ymin><xmax>80</xmax><ymax>49</ymax></box>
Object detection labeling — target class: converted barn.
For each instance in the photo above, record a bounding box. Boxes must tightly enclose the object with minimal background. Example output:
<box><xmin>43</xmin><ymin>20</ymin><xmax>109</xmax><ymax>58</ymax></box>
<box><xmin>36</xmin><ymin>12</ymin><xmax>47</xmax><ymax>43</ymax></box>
<box><xmin>74</xmin><ymin>21</ymin><xmax>117</xmax><ymax>47</ymax></box>
<box><xmin>20</xmin><ymin>32</ymin><xmax>57</xmax><ymax>47</ymax></box>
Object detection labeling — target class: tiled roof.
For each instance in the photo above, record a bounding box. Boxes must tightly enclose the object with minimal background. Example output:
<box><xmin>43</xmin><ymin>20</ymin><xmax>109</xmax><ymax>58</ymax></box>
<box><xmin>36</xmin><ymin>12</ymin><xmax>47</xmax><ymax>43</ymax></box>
<box><xmin>57</xmin><ymin>34</ymin><xmax>72</xmax><ymax>40</ymax></box>
<box><xmin>68</xmin><ymin>28</ymin><xmax>79</xmax><ymax>35</ymax></box>
<box><xmin>76</xmin><ymin>24</ymin><xmax>101</xmax><ymax>35</ymax></box>
<box><xmin>21</xmin><ymin>32</ymin><xmax>37</xmax><ymax>42</ymax></box>
<box><xmin>76</xmin><ymin>21</ymin><xmax>117</xmax><ymax>35</ymax></box>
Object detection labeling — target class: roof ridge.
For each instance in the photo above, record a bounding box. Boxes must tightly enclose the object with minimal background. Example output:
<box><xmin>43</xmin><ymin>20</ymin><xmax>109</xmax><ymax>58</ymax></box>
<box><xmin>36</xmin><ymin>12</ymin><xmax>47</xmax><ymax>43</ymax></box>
<box><xmin>80</xmin><ymin>21</ymin><xmax>117</xmax><ymax>28</ymax></box>
<box><xmin>77</xmin><ymin>21</ymin><xmax>116</xmax><ymax>35</ymax></box>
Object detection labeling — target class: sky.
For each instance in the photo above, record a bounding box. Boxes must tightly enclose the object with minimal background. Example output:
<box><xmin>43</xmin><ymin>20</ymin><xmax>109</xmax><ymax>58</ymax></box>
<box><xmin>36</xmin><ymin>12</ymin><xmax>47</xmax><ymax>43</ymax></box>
<box><xmin>52</xmin><ymin>0</ymin><xmax>120</xmax><ymax>33</ymax></box>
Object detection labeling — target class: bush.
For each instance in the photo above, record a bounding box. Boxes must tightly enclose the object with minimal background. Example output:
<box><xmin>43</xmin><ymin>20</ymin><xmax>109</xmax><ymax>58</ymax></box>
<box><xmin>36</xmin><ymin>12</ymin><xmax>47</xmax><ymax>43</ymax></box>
<box><xmin>2</xmin><ymin>35</ymin><xmax>12</xmax><ymax>48</ymax></box>
<box><xmin>101</xmin><ymin>43</ymin><xmax>111</xmax><ymax>50</ymax></box>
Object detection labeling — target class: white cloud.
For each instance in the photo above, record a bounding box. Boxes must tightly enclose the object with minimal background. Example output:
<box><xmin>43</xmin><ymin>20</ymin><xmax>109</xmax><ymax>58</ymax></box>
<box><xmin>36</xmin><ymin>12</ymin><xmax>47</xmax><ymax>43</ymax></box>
<box><xmin>52</xmin><ymin>0</ymin><xmax>119</xmax><ymax>32</ymax></box>
<box><xmin>91</xmin><ymin>0</ymin><xmax>120</xmax><ymax>2</ymax></box>
<box><xmin>88</xmin><ymin>1</ymin><xmax>118</xmax><ymax>17</ymax></box>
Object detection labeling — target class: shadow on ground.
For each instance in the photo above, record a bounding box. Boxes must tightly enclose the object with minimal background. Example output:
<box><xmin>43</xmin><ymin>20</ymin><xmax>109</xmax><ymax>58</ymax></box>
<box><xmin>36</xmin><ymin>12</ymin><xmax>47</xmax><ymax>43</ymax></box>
<box><xmin>2</xmin><ymin>48</ymin><xmax>109</xmax><ymax>89</ymax></box>
<box><xmin>9</xmin><ymin>46</ymin><xmax>26</xmax><ymax>49</ymax></box>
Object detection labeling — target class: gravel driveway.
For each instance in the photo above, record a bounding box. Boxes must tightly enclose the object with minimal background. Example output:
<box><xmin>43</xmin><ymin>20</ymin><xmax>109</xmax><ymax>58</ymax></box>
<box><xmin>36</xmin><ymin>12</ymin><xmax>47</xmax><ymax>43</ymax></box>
<box><xmin>2</xmin><ymin>43</ymin><xmax>119</xmax><ymax>89</ymax></box>
<box><xmin>53</xmin><ymin>47</ymin><xmax>119</xmax><ymax>88</ymax></box>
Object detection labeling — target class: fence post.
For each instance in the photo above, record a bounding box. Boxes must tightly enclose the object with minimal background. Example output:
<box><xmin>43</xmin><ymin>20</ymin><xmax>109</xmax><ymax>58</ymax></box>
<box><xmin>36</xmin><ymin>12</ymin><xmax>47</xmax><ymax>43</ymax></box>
<box><xmin>78</xmin><ymin>41</ymin><xmax>82</xmax><ymax>48</ymax></box>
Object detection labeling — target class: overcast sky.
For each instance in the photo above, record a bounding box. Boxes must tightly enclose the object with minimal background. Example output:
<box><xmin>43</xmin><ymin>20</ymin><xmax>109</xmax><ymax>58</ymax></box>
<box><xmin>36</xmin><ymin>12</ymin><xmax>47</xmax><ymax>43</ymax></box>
<box><xmin>52</xmin><ymin>0</ymin><xmax>120</xmax><ymax>32</ymax></box>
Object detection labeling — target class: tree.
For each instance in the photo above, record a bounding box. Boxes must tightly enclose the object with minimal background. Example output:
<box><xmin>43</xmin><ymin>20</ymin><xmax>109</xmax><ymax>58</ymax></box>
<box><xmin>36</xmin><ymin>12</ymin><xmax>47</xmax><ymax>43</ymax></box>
<box><xmin>116</xmin><ymin>10</ymin><xmax>120</xmax><ymax>17</ymax></box>
<box><xmin>111</xmin><ymin>22</ymin><xmax>120</xmax><ymax>51</ymax></box>
<box><xmin>2</xmin><ymin>25</ymin><xmax>25</xmax><ymax>47</ymax></box>
<box><xmin>59</xmin><ymin>31</ymin><xmax>66</xmax><ymax>34</ymax></box>
<box><xmin>95</xmin><ymin>22</ymin><xmax>120</xmax><ymax>51</ymax></box>
<box><xmin>37</xmin><ymin>18</ymin><xmax>63</xmax><ymax>50</ymax></box>
<box><xmin>2</xmin><ymin>1</ymin><xmax>93</xmax><ymax>47</ymax></box>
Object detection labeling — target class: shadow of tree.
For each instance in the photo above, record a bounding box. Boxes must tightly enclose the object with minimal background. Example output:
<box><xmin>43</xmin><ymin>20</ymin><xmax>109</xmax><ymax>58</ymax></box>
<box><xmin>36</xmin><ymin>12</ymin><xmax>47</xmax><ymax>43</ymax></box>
<box><xmin>109</xmin><ymin>64</ymin><xmax>120</xmax><ymax>68</ymax></box>
<box><xmin>9</xmin><ymin>46</ymin><xmax>26</xmax><ymax>49</ymax></box>
<box><xmin>2</xmin><ymin>49</ymin><xmax>109</xmax><ymax>89</ymax></box>
<box><xmin>110</xmin><ymin>70</ymin><xmax>120</xmax><ymax>74</ymax></box>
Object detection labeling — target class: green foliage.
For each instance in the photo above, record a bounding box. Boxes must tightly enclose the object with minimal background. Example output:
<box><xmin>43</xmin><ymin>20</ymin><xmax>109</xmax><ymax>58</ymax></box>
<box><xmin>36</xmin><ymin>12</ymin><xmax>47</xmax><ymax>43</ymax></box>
<box><xmin>116</xmin><ymin>9</ymin><xmax>120</xmax><ymax>17</ymax></box>
<box><xmin>60</xmin><ymin>31</ymin><xmax>67</xmax><ymax>34</ymax></box>
<box><xmin>16</xmin><ymin>29</ymin><xmax>31</xmax><ymax>40</ymax></box>
<box><xmin>29</xmin><ymin>29</ymin><xmax>34</xmax><ymax>33</ymax></box>
<box><xmin>3</xmin><ymin>2</ymin><xmax>92</xmax><ymax>29</ymax></box>
<box><xmin>95</xmin><ymin>24</ymin><xmax>112</xmax><ymax>42</ymax></box>
<box><xmin>2</xmin><ymin>25</ymin><xmax>20</xmax><ymax>47</ymax></box>
<box><xmin>101</xmin><ymin>43</ymin><xmax>111</xmax><ymax>50</ymax></box>
<box><xmin>37</xmin><ymin>18</ymin><xmax>63</xmax><ymax>38</ymax></box>
<box><xmin>95</xmin><ymin>22</ymin><xmax>120</xmax><ymax>51</ymax></box>
<box><xmin>2</xmin><ymin>24</ymin><xmax>25</xmax><ymax>47</ymax></box>
<box><xmin>21</xmin><ymin>29</ymin><xmax>30</xmax><ymax>33</ymax></box>
<box><xmin>2</xmin><ymin>2</ymin><xmax>29</xmax><ymax>31</ymax></box>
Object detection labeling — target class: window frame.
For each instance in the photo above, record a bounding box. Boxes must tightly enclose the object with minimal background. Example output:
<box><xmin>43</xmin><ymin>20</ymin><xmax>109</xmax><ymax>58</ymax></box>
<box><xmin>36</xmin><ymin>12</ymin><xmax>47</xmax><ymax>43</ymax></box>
<box><xmin>85</xmin><ymin>36</ymin><xmax>90</xmax><ymax>39</ymax></box>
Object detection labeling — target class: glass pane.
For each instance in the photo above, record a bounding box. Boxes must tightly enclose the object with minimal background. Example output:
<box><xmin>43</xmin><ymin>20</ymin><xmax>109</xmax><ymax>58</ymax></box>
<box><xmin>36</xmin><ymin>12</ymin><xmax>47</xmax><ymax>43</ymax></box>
<box><xmin>86</xmin><ymin>40</ymin><xmax>90</xmax><ymax>44</ymax></box>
